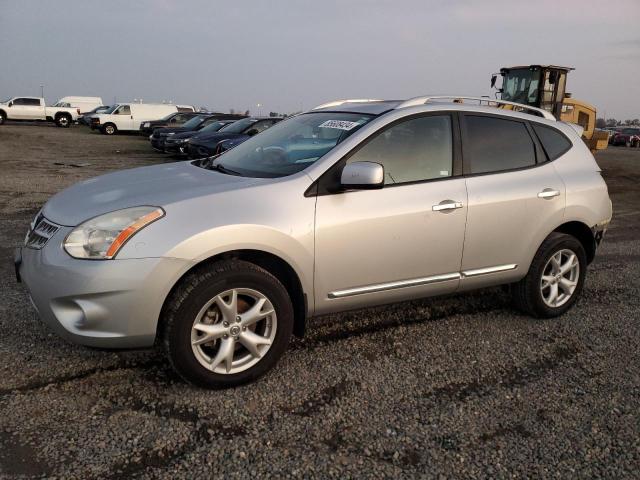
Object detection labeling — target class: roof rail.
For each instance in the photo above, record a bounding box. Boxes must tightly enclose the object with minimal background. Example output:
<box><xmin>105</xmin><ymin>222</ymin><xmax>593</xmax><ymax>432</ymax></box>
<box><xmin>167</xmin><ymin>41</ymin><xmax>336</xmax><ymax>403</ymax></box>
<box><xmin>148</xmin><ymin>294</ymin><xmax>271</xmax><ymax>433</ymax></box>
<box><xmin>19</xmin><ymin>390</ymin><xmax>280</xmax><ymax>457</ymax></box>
<box><xmin>395</xmin><ymin>96</ymin><xmax>556</xmax><ymax>121</ymax></box>
<box><xmin>312</xmin><ymin>99</ymin><xmax>383</xmax><ymax>110</ymax></box>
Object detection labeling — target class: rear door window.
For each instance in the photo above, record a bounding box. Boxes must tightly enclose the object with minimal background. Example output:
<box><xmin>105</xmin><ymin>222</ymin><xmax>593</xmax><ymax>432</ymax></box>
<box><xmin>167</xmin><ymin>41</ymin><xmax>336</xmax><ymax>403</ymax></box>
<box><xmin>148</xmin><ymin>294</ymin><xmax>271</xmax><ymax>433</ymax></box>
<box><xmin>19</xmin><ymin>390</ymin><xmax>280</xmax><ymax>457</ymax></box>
<box><xmin>532</xmin><ymin>123</ymin><xmax>572</xmax><ymax>160</ymax></box>
<box><xmin>463</xmin><ymin>115</ymin><xmax>536</xmax><ymax>174</ymax></box>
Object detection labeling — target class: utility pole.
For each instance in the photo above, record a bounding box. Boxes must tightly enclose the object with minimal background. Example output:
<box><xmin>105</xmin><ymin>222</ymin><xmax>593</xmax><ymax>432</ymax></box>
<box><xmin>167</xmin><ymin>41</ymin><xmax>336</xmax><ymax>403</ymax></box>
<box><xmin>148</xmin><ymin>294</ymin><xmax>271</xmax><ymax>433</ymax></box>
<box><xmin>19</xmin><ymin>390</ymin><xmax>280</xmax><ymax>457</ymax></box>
<box><xmin>40</xmin><ymin>85</ymin><xmax>44</xmax><ymax>100</ymax></box>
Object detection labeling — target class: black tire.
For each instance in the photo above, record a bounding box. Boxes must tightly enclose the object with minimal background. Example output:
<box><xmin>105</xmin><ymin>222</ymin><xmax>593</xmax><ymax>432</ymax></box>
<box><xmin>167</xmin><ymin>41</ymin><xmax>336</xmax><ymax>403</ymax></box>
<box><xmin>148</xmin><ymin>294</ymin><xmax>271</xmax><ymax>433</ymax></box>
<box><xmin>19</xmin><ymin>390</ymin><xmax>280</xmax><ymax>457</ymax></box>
<box><xmin>511</xmin><ymin>232</ymin><xmax>587</xmax><ymax>318</ymax></box>
<box><xmin>102</xmin><ymin>123</ymin><xmax>116</xmax><ymax>135</ymax></box>
<box><xmin>0</xmin><ymin>111</ymin><xmax>5</xmax><ymax>125</ymax></box>
<box><xmin>161</xmin><ymin>260</ymin><xmax>294</xmax><ymax>388</ymax></box>
<box><xmin>55</xmin><ymin>113</ymin><xmax>71</xmax><ymax>128</ymax></box>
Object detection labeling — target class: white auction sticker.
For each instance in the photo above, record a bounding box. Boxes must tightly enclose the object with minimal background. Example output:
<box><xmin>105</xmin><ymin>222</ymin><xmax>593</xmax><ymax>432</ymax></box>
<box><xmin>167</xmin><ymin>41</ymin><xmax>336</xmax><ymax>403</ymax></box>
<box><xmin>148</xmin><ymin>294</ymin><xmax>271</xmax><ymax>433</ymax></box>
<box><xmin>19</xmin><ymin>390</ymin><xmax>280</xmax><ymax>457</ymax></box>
<box><xmin>318</xmin><ymin>120</ymin><xmax>360</xmax><ymax>131</ymax></box>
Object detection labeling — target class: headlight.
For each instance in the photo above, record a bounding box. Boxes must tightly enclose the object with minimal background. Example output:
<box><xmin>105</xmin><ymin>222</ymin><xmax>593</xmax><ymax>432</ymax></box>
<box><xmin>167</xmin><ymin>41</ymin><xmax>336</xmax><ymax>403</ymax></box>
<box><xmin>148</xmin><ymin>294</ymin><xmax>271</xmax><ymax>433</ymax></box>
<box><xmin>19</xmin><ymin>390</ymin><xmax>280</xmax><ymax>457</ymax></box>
<box><xmin>64</xmin><ymin>206</ymin><xmax>164</xmax><ymax>259</ymax></box>
<box><xmin>143</xmin><ymin>122</ymin><xmax>150</xmax><ymax>128</ymax></box>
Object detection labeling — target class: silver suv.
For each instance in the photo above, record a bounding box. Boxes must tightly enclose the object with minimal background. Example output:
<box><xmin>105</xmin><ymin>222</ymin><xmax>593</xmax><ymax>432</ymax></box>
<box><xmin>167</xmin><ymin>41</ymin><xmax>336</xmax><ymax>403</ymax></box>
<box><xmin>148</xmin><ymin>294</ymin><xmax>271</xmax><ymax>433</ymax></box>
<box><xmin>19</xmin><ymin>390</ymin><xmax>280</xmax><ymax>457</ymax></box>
<box><xmin>15</xmin><ymin>96</ymin><xmax>612</xmax><ymax>388</ymax></box>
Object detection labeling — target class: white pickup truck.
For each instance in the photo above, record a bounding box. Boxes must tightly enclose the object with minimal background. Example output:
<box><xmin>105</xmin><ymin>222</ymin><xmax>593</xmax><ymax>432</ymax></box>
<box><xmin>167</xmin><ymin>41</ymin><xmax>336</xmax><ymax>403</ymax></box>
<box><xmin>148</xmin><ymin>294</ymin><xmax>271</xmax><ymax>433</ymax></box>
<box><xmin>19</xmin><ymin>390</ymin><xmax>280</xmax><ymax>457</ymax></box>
<box><xmin>0</xmin><ymin>96</ymin><xmax>80</xmax><ymax>127</ymax></box>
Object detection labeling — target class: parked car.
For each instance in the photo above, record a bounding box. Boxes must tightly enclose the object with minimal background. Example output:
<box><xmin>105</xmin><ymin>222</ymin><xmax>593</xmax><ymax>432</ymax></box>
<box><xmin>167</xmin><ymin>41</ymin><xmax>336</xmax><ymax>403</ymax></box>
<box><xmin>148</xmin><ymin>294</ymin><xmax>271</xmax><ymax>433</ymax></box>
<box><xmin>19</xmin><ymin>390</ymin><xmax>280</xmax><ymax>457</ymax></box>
<box><xmin>78</xmin><ymin>105</ymin><xmax>110</xmax><ymax>126</ymax></box>
<box><xmin>140</xmin><ymin>111</ymin><xmax>203</xmax><ymax>136</ymax></box>
<box><xmin>90</xmin><ymin>103</ymin><xmax>180</xmax><ymax>135</ymax></box>
<box><xmin>186</xmin><ymin>117</ymin><xmax>283</xmax><ymax>158</ymax></box>
<box><xmin>162</xmin><ymin>120</ymin><xmax>240</xmax><ymax>156</ymax></box>
<box><xmin>15</xmin><ymin>97</ymin><xmax>612</xmax><ymax>388</ymax></box>
<box><xmin>154</xmin><ymin>114</ymin><xmax>245</xmax><ymax>153</ymax></box>
<box><xmin>0</xmin><ymin>96</ymin><xmax>80</xmax><ymax>127</ymax></box>
<box><xmin>53</xmin><ymin>96</ymin><xmax>103</xmax><ymax>114</ymax></box>
<box><xmin>611</xmin><ymin>127</ymin><xmax>640</xmax><ymax>147</ymax></box>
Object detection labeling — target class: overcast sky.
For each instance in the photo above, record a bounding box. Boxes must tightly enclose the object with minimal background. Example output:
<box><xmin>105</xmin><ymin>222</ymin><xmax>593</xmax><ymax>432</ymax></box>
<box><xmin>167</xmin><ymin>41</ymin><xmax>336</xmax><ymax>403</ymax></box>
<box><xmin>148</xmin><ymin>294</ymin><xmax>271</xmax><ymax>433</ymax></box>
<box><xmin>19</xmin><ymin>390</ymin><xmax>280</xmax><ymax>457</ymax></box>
<box><xmin>1</xmin><ymin>0</ymin><xmax>638</xmax><ymax>118</ymax></box>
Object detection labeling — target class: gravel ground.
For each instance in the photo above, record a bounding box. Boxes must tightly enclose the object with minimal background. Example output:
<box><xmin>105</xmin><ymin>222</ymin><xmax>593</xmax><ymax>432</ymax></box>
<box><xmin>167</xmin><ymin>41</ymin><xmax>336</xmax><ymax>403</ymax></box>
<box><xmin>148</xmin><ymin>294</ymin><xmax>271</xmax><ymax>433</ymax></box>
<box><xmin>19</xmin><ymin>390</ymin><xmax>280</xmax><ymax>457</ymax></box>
<box><xmin>0</xmin><ymin>123</ymin><xmax>638</xmax><ymax>479</ymax></box>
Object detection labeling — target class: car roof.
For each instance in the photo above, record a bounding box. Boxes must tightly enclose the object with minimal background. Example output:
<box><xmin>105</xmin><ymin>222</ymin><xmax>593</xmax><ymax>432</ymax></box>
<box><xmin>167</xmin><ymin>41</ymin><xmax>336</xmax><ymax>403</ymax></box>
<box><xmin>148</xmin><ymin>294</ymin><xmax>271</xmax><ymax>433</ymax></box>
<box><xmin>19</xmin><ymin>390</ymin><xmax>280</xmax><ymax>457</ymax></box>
<box><xmin>312</xmin><ymin>100</ymin><xmax>402</xmax><ymax>116</ymax></box>
<box><xmin>311</xmin><ymin>97</ymin><xmax>558</xmax><ymax>123</ymax></box>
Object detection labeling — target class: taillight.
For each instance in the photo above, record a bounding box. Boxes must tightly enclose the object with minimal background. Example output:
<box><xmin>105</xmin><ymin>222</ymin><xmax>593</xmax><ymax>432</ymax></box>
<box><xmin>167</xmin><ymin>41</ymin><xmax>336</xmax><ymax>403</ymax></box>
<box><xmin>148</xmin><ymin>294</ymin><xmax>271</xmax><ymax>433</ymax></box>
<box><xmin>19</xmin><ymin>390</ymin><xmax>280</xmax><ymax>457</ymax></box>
<box><xmin>77</xmin><ymin>108</ymin><xmax>80</xmax><ymax>114</ymax></box>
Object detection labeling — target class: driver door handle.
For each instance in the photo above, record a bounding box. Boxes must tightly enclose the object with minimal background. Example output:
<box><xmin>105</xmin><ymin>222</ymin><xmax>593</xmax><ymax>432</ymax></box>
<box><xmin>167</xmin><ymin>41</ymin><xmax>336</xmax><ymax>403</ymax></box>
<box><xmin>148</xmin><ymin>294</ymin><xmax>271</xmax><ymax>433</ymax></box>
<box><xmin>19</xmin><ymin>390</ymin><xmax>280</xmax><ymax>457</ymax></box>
<box><xmin>538</xmin><ymin>188</ymin><xmax>560</xmax><ymax>199</ymax></box>
<box><xmin>432</xmin><ymin>201</ymin><xmax>463</xmax><ymax>212</ymax></box>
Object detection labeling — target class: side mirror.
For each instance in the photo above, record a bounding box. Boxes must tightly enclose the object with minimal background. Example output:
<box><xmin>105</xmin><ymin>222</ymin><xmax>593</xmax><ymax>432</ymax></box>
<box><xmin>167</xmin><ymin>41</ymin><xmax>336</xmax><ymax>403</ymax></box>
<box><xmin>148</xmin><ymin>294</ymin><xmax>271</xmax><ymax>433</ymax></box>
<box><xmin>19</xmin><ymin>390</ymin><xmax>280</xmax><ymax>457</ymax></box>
<box><xmin>8</xmin><ymin>101</ymin><xmax>13</xmax><ymax>107</ymax></box>
<box><xmin>246</xmin><ymin>128</ymin><xmax>259</xmax><ymax>136</ymax></box>
<box><xmin>340</xmin><ymin>161</ymin><xmax>384</xmax><ymax>190</ymax></box>
<box><xmin>490</xmin><ymin>74</ymin><xmax>497</xmax><ymax>88</ymax></box>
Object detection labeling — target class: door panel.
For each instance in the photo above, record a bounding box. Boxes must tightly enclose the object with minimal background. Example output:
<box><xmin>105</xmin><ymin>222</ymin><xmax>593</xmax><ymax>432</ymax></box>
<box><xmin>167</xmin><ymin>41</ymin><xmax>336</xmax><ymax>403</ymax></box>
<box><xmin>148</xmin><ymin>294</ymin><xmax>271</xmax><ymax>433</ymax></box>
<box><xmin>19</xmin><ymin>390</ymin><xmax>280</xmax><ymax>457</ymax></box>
<box><xmin>314</xmin><ymin>179</ymin><xmax>468</xmax><ymax>314</ymax></box>
<box><xmin>460</xmin><ymin>162</ymin><xmax>565</xmax><ymax>290</ymax></box>
<box><xmin>458</xmin><ymin>112</ymin><xmax>566</xmax><ymax>290</ymax></box>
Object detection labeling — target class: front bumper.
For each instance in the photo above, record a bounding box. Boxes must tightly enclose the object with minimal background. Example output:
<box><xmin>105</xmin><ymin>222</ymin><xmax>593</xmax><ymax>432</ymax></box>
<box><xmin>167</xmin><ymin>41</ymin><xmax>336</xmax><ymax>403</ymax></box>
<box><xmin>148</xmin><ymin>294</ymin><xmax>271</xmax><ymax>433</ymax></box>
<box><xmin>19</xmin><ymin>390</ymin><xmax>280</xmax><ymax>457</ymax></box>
<box><xmin>164</xmin><ymin>141</ymin><xmax>189</xmax><ymax>155</ymax></box>
<box><xmin>15</xmin><ymin>227</ymin><xmax>192</xmax><ymax>349</ymax></box>
<box><xmin>150</xmin><ymin>137</ymin><xmax>166</xmax><ymax>152</ymax></box>
<box><xmin>186</xmin><ymin>143</ymin><xmax>213</xmax><ymax>159</ymax></box>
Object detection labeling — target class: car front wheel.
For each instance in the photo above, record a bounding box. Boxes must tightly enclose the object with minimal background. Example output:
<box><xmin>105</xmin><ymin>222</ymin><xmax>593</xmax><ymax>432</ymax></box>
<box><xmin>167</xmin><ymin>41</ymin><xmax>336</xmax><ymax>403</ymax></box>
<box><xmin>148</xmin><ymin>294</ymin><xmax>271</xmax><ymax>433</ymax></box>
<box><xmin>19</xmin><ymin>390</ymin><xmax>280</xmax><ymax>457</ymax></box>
<box><xmin>161</xmin><ymin>260</ymin><xmax>294</xmax><ymax>388</ymax></box>
<box><xmin>511</xmin><ymin>233</ymin><xmax>587</xmax><ymax>318</ymax></box>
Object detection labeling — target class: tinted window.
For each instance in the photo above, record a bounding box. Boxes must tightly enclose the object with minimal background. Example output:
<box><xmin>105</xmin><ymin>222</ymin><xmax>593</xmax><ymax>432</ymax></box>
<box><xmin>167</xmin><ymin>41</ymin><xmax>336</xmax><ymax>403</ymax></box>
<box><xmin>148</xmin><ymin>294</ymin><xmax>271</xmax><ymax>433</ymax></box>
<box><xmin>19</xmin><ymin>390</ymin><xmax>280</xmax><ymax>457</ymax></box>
<box><xmin>171</xmin><ymin>114</ymin><xmax>190</xmax><ymax>123</ymax></box>
<box><xmin>532</xmin><ymin>124</ymin><xmax>572</xmax><ymax>160</ymax></box>
<box><xmin>464</xmin><ymin>116</ymin><xmax>536</xmax><ymax>174</ymax></box>
<box><xmin>14</xmin><ymin>98</ymin><xmax>39</xmax><ymax>106</ymax></box>
<box><xmin>347</xmin><ymin>115</ymin><xmax>453</xmax><ymax>185</ymax></box>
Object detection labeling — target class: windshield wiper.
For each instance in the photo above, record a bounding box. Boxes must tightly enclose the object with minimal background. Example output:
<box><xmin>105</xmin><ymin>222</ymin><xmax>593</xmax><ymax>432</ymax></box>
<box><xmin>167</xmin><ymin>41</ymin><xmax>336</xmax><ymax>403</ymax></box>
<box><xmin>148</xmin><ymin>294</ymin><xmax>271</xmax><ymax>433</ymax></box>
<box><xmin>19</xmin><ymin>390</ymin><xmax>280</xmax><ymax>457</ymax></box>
<box><xmin>209</xmin><ymin>161</ymin><xmax>242</xmax><ymax>176</ymax></box>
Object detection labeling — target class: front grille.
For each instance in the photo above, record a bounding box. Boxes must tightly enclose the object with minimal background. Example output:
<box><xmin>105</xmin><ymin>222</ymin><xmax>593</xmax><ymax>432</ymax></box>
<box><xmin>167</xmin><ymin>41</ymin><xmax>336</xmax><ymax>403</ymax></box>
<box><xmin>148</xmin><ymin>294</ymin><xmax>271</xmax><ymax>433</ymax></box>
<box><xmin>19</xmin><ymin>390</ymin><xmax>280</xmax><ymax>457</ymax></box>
<box><xmin>25</xmin><ymin>215</ymin><xmax>60</xmax><ymax>250</ymax></box>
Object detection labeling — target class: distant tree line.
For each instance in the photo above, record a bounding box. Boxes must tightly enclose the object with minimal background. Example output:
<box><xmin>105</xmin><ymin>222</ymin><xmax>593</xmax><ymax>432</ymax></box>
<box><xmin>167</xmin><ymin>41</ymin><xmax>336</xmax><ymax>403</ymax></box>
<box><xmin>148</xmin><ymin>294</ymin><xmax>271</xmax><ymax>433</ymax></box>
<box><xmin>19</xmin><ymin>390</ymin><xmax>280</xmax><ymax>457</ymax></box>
<box><xmin>596</xmin><ymin>118</ymin><xmax>640</xmax><ymax>128</ymax></box>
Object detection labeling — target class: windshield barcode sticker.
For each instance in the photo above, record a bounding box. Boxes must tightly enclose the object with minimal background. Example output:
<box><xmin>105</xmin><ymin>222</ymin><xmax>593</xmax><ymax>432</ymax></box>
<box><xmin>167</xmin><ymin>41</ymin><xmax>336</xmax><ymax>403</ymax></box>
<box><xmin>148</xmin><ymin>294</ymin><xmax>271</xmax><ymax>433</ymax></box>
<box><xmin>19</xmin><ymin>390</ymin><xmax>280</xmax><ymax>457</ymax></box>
<box><xmin>318</xmin><ymin>120</ymin><xmax>360</xmax><ymax>131</ymax></box>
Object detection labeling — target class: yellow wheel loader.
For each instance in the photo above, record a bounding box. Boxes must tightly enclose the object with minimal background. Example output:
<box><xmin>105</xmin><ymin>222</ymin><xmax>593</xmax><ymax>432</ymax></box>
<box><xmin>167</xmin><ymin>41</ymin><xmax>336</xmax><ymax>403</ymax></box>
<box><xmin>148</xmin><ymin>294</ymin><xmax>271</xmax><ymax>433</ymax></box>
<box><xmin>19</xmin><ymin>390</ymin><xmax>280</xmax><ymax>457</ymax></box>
<box><xmin>490</xmin><ymin>65</ymin><xmax>608</xmax><ymax>152</ymax></box>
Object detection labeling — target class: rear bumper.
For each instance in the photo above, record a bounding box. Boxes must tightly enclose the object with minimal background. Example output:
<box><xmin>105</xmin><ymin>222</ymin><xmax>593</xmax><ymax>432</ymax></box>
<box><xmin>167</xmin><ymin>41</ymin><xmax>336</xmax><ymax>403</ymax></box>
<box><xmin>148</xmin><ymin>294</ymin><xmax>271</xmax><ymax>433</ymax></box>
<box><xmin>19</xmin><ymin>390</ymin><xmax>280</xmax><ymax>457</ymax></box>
<box><xmin>16</xmin><ymin>229</ymin><xmax>192</xmax><ymax>349</ymax></box>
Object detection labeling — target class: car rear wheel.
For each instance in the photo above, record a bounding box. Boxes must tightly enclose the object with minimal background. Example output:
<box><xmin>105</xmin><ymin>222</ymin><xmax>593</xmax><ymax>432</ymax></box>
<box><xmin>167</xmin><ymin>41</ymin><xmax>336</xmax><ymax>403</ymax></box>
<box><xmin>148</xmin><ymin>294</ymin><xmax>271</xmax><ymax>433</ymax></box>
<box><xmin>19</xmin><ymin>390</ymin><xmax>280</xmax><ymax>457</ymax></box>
<box><xmin>56</xmin><ymin>114</ymin><xmax>71</xmax><ymax>128</ymax></box>
<box><xmin>161</xmin><ymin>260</ymin><xmax>294</xmax><ymax>388</ymax></box>
<box><xmin>103</xmin><ymin>123</ymin><xmax>116</xmax><ymax>135</ymax></box>
<box><xmin>511</xmin><ymin>233</ymin><xmax>587</xmax><ymax>318</ymax></box>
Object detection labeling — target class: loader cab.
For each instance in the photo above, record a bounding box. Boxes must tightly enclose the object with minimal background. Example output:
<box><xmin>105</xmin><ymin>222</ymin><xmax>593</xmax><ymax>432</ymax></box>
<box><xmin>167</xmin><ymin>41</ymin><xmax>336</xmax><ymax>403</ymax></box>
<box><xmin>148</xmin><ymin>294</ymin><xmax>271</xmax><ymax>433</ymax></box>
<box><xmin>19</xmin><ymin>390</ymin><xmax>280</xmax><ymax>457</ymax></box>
<box><xmin>491</xmin><ymin>65</ymin><xmax>573</xmax><ymax>120</ymax></box>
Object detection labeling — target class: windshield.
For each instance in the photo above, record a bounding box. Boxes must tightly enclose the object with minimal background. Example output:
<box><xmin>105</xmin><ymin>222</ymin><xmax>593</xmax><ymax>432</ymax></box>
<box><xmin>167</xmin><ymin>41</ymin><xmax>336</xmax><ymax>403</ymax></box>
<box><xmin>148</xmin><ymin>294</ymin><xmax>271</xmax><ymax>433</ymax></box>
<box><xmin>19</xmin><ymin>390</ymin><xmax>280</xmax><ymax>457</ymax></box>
<box><xmin>200</xmin><ymin>120</ymin><xmax>230</xmax><ymax>132</ymax></box>
<box><xmin>181</xmin><ymin>116</ymin><xmax>206</xmax><ymax>129</ymax></box>
<box><xmin>159</xmin><ymin>112</ymin><xmax>176</xmax><ymax>121</ymax></box>
<box><xmin>1</xmin><ymin>97</ymin><xmax>11</xmax><ymax>104</ymax></box>
<box><xmin>501</xmin><ymin>69</ymin><xmax>541</xmax><ymax>105</ymax></box>
<box><xmin>101</xmin><ymin>105</ymin><xmax>119</xmax><ymax>114</ymax></box>
<box><xmin>211</xmin><ymin>112</ymin><xmax>374</xmax><ymax>178</ymax></box>
<box><xmin>218</xmin><ymin>118</ymin><xmax>257</xmax><ymax>133</ymax></box>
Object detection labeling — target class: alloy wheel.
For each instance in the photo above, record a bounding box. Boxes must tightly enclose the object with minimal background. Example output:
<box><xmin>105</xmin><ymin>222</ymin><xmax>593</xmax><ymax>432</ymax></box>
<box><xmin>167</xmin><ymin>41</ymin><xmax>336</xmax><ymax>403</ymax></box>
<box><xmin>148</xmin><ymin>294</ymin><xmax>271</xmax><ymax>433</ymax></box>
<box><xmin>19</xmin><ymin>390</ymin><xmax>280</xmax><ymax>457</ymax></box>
<box><xmin>540</xmin><ymin>249</ymin><xmax>580</xmax><ymax>308</ymax></box>
<box><xmin>190</xmin><ymin>288</ymin><xmax>277</xmax><ymax>374</ymax></box>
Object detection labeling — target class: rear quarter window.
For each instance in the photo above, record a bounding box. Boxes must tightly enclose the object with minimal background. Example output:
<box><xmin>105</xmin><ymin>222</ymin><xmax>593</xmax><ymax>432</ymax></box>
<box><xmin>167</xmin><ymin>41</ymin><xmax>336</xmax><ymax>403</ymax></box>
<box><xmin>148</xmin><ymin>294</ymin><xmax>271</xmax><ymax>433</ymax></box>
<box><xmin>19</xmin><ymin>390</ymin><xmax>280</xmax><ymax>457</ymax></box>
<box><xmin>532</xmin><ymin>123</ymin><xmax>572</xmax><ymax>160</ymax></box>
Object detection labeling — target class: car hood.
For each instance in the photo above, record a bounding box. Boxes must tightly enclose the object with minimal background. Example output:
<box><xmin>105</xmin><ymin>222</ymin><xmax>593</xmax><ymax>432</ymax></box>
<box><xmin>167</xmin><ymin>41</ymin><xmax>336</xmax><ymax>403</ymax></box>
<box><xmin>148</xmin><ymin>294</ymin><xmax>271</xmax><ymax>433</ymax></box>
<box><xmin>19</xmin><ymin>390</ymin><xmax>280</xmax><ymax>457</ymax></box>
<box><xmin>156</xmin><ymin>127</ymin><xmax>193</xmax><ymax>136</ymax></box>
<box><xmin>168</xmin><ymin>130</ymin><xmax>201</xmax><ymax>140</ymax></box>
<box><xmin>43</xmin><ymin>161</ymin><xmax>262</xmax><ymax>226</ymax></box>
<box><xmin>189</xmin><ymin>131</ymin><xmax>245</xmax><ymax>146</ymax></box>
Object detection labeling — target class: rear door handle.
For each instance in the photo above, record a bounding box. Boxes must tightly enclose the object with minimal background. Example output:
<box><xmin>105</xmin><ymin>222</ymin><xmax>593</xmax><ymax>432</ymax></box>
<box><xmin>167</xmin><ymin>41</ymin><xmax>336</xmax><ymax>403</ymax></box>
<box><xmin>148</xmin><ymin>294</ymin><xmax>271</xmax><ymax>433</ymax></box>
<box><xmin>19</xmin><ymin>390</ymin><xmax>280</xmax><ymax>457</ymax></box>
<box><xmin>538</xmin><ymin>188</ymin><xmax>560</xmax><ymax>199</ymax></box>
<box><xmin>432</xmin><ymin>200</ymin><xmax>463</xmax><ymax>212</ymax></box>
